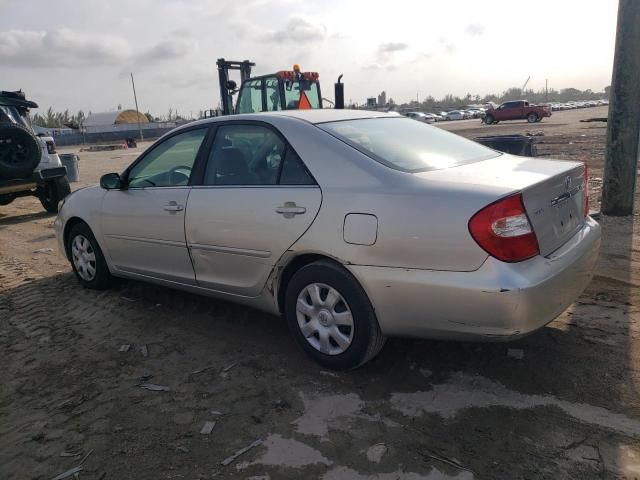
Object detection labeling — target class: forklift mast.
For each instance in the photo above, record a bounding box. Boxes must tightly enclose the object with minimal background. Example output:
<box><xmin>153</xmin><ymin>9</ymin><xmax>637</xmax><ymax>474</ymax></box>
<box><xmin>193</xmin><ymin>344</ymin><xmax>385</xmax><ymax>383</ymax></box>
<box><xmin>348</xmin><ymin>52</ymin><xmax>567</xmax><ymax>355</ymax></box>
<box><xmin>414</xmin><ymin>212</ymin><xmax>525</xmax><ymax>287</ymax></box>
<box><xmin>217</xmin><ymin>58</ymin><xmax>256</xmax><ymax>116</ymax></box>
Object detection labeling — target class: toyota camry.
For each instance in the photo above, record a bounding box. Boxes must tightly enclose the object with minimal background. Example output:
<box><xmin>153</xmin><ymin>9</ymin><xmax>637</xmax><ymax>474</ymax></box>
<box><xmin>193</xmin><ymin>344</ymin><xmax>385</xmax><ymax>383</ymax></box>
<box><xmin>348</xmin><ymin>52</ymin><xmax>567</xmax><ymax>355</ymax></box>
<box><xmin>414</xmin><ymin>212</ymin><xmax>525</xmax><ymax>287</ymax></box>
<box><xmin>55</xmin><ymin>110</ymin><xmax>601</xmax><ymax>369</ymax></box>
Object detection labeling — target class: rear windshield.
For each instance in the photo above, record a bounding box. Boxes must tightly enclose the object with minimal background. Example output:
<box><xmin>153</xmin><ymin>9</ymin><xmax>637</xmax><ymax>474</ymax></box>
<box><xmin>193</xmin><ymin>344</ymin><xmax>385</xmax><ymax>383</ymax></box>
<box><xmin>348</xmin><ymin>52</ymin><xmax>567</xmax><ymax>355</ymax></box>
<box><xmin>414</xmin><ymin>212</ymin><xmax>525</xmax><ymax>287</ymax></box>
<box><xmin>319</xmin><ymin>117</ymin><xmax>500</xmax><ymax>172</ymax></box>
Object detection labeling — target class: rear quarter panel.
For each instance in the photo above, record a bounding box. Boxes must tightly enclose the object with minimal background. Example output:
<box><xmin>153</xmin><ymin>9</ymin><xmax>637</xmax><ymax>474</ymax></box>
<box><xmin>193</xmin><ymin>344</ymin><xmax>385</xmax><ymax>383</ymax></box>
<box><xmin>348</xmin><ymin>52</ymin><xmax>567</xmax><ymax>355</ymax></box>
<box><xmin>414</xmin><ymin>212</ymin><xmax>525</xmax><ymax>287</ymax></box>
<box><xmin>268</xmin><ymin>116</ymin><xmax>497</xmax><ymax>272</ymax></box>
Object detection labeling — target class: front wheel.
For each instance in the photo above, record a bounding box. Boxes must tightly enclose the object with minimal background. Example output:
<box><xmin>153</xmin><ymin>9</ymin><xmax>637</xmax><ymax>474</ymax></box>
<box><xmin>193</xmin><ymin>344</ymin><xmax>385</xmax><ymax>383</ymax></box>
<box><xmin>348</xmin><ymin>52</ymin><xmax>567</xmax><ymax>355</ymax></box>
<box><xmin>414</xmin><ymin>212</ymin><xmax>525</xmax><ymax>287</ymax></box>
<box><xmin>285</xmin><ymin>261</ymin><xmax>385</xmax><ymax>370</ymax></box>
<box><xmin>66</xmin><ymin>222</ymin><xmax>114</xmax><ymax>289</ymax></box>
<box><xmin>38</xmin><ymin>177</ymin><xmax>71</xmax><ymax>213</ymax></box>
<box><xmin>527</xmin><ymin>113</ymin><xmax>538</xmax><ymax>123</ymax></box>
<box><xmin>484</xmin><ymin>114</ymin><xmax>495</xmax><ymax>125</ymax></box>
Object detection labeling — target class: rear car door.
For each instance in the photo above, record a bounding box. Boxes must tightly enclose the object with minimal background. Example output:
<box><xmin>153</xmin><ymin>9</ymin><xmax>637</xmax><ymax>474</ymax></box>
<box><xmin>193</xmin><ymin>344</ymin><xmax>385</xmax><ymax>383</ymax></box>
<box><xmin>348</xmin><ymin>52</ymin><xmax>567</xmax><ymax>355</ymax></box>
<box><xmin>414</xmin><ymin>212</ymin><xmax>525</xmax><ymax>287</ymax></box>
<box><xmin>101</xmin><ymin>127</ymin><xmax>209</xmax><ymax>284</ymax></box>
<box><xmin>185</xmin><ymin>122</ymin><xmax>321</xmax><ymax>296</ymax></box>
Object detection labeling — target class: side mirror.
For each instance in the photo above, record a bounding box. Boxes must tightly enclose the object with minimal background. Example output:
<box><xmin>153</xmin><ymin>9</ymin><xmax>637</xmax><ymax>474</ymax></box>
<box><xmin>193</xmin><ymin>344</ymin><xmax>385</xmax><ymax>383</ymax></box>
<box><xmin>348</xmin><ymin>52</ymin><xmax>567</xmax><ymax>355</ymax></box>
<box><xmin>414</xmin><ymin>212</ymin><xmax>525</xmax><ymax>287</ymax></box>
<box><xmin>100</xmin><ymin>172</ymin><xmax>122</xmax><ymax>190</ymax></box>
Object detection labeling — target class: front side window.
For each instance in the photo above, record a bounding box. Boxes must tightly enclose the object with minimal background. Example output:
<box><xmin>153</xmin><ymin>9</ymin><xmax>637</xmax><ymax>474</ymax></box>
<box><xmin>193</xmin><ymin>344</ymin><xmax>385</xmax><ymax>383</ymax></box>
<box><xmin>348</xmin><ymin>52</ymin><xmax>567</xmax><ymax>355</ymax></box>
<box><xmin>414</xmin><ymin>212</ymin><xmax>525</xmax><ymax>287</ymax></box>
<box><xmin>204</xmin><ymin>124</ymin><xmax>286</xmax><ymax>185</ymax></box>
<box><xmin>320</xmin><ymin>117</ymin><xmax>500</xmax><ymax>173</ymax></box>
<box><xmin>237</xmin><ymin>79</ymin><xmax>263</xmax><ymax>114</ymax></box>
<box><xmin>127</xmin><ymin>128</ymin><xmax>207</xmax><ymax>188</ymax></box>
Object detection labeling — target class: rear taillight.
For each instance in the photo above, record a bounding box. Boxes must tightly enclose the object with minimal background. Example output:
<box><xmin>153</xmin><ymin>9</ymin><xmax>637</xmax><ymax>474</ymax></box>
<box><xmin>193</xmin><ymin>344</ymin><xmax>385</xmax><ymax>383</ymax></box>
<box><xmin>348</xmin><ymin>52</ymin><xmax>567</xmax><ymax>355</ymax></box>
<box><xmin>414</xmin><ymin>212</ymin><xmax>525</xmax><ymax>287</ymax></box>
<box><xmin>468</xmin><ymin>193</ymin><xmax>540</xmax><ymax>263</ymax></box>
<box><xmin>46</xmin><ymin>140</ymin><xmax>56</xmax><ymax>154</ymax></box>
<box><xmin>583</xmin><ymin>164</ymin><xmax>589</xmax><ymax>217</ymax></box>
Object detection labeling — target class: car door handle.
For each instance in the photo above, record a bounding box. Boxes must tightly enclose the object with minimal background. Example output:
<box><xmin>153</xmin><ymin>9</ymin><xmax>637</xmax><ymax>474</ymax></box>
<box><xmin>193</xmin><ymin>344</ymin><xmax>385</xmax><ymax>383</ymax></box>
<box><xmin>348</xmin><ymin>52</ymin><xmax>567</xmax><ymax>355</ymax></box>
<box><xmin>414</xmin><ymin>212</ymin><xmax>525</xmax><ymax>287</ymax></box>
<box><xmin>164</xmin><ymin>202</ymin><xmax>184</xmax><ymax>212</ymax></box>
<box><xmin>276</xmin><ymin>202</ymin><xmax>306</xmax><ymax>216</ymax></box>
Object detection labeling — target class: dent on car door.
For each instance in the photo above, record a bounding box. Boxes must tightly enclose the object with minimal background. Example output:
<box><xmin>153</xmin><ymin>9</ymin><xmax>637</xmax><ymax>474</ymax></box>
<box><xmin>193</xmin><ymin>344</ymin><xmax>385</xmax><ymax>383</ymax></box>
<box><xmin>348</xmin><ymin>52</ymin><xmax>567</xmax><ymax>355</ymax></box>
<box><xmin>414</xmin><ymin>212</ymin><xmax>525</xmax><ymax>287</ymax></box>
<box><xmin>100</xmin><ymin>128</ymin><xmax>209</xmax><ymax>283</ymax></box>
<box><xmin>185</xmin><ymin>123</ymin><xmax>321</xmax><ymax>296</ymax></box>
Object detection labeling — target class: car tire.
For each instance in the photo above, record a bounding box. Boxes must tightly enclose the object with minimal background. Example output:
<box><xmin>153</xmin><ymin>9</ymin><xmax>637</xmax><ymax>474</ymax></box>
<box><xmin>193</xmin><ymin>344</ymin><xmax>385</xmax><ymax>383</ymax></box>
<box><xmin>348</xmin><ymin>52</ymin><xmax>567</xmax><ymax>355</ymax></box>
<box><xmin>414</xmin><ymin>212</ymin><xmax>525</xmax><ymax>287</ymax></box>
<box><xmin>66</xmin><ymin>222</ymin><xmax>114</xmax><ymax>290</ymax></box>
<box><xmin>527</xmin><ymin>113</ymin><xmax>538</xmax><ymax>123</ymax></box>
<box><xmin>38</xmin><ymin>177</ymin><xmax>71</xmax><ymax>213</ymax></box>
<box><xmin>285</xmin><ymin>260</ymin><xmax>386</xmax><ymax>370</ymax></box>
<box><xmin>484</xmin><ymin>114</ymin><xmax>495</xmax><ymax>125</ymax></box>
<box><xmin>0</xmin><ymin>123</ymin><xmax>42</xmax><ymax>179</ymax></box>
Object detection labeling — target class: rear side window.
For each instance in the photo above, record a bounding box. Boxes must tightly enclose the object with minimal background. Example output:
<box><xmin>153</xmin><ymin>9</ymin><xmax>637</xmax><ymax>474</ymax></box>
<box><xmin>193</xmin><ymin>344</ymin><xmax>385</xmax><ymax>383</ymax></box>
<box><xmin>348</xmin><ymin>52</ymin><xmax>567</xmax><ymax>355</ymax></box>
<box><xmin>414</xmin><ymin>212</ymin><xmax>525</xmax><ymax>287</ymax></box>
<box><xmin>319</xmin><ymin>117</ymin><xmax>499</xmax><ymax>173</ymax></box>
<box><xmin>279</xmin><ymin>149</ymin><xmax>315</xmax><ymax>185</ymax></box>
<box><xmin>204</xmin><ymin>124</ymin><xmax>285</xmax><ymax>185</ymax></box>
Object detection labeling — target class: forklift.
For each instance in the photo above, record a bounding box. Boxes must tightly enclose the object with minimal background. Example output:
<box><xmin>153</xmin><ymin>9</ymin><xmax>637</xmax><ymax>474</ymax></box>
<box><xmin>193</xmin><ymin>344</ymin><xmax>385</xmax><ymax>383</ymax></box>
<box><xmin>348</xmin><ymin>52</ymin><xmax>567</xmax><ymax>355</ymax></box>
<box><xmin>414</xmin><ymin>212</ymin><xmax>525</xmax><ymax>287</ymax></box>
<box><xmin>215</xmin><ymin>58</ymin><xmax>344</xmax><ymax>116</ymax></box>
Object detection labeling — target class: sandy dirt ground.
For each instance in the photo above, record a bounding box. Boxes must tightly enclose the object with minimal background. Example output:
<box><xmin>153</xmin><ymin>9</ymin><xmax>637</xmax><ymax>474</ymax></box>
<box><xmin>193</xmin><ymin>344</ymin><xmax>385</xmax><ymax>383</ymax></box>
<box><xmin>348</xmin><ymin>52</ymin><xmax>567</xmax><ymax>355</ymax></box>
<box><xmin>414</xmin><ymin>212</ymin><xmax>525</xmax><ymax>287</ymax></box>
<box><xmin>1</xmin><ymin>106</ymin><xmax>640</xmax><ymax>479</ymax></box>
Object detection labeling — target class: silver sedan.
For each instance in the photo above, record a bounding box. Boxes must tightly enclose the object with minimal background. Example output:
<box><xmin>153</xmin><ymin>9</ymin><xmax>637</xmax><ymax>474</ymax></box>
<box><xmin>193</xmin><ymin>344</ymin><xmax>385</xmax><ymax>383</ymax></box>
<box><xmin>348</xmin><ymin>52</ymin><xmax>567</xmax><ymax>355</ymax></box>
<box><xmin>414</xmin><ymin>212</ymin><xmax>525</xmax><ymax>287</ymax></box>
<box><xmin>55</xmin><ymin>110</ymin><xmax>601</xmax><ymax>369</ymax></box>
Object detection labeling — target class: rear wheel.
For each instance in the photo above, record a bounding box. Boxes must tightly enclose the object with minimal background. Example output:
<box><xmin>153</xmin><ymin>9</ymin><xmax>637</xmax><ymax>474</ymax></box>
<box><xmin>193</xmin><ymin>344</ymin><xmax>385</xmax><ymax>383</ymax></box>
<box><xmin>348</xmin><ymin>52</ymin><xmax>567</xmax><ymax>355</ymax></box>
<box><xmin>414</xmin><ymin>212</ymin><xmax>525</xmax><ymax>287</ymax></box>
<box><xmin>484</xmin><ymin>114</ymin><xmax>495</xmax><ymax>125</ymax></box>
<box><xmin>527</xmin><ymin>113</ymin><xmax>538</xmax><ymax>123</ymax></box>
<box><xmin>285</xmin><ymin>260</ymin><xmax>385</xmax><ymax>370</ymax></box>
<box><xmin>66</xmin><ymin>222</ymin><xmax>114</xmax><ymax>289</ymax></box>
<box><xmin>38</xmin><ymin>177</ymin><xmax>71</xmax><ymax>213</ymax></box>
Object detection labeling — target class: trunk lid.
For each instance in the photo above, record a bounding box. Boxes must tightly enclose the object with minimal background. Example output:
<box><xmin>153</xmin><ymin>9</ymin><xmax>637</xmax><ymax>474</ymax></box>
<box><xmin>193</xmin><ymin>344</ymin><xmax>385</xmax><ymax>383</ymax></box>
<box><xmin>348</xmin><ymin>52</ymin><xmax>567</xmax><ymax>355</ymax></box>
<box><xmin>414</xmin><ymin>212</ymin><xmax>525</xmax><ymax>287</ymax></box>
<box><xmin>415</xmin><ymin>154</ymin><xmax>586</xmax><ymax>256</ymax></box>
<box><xmin>521</xmin><ymin>163</ymin><xmax>586</xmax><ymax>256</ymax></box>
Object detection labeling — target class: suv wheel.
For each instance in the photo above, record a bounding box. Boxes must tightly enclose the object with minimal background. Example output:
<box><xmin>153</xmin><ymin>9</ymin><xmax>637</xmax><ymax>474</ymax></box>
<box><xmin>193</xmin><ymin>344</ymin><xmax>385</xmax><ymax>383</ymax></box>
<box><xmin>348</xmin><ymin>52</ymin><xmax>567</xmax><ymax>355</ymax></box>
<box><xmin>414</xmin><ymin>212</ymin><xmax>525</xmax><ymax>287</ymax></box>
<box><xmin>484</xmin><ymin>114</ymin><xmax>495</xmax><ymax>125</ymax></box>
<box><xmin>66</xmin><ymin>222</ymin><xmax>114</xmax><ymax>289</ymax></box>
<box><xmin>285</xmin><ymin>260</ymin><xmax>386</xmax><ymax>370</ymax></box>
<box><xmin>527</xmin><ymin>113</ymin><xmax>538</xmax><ymax>123</ymax></box>
<box><xmin>38</xmin><ymin>177</ymin><xmax>71</xmax><ymax>213</ymax></box>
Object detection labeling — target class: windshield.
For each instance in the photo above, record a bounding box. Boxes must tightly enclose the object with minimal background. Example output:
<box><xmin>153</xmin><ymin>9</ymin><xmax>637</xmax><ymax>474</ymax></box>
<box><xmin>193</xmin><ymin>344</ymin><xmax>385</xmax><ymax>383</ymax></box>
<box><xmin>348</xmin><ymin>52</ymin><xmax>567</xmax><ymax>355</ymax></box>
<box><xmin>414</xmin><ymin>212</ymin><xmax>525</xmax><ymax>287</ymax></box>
<box><xmin>319</xmin><ymin>117</ymin><xmax>500</xmax><ymax>172</ymax></box>
<box><xmin>0</xmin><ymin>105</ymin><xmax>31</xmax><ymax>129</ymax></box>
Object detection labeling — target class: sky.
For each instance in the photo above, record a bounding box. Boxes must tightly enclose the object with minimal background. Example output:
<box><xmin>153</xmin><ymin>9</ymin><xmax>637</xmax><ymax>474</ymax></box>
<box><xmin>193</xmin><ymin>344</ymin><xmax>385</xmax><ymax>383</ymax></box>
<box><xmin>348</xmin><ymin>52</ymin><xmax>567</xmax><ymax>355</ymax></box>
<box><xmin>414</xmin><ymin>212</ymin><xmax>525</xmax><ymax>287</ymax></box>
<box><xmin>0</xmin><ymin>0</ymin><xmax>619</xmax><ymax>117</ymax></box>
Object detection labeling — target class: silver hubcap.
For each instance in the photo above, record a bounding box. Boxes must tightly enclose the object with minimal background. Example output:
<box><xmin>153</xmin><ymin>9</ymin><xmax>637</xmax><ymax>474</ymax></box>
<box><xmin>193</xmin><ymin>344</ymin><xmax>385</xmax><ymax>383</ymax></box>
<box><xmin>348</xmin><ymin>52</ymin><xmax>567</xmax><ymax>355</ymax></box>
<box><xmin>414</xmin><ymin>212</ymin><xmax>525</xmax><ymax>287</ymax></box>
<box><xmin>296</xmin><ymin>283</ymin><xmax>354</xmax><ymax>355</ymax></box>
<box><xmin>71</xmin><ymin>234</ymin><xmax>97</xmax><ymax>281</ymax></box>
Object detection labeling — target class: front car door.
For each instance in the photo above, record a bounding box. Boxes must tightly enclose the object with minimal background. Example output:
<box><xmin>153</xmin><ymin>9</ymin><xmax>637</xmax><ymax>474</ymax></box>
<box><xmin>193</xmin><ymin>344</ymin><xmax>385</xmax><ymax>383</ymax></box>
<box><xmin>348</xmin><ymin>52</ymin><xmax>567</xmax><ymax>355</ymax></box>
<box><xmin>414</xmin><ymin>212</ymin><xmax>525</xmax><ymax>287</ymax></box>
<box><xmin>185</xmin><ymin>122</ymin><xmax>321</xmax><ymax>296</ymax></box>
<box><xmin>101</xmin><ymin>127</ymin><xmax>209</xmax><ymax>284</ymax></box>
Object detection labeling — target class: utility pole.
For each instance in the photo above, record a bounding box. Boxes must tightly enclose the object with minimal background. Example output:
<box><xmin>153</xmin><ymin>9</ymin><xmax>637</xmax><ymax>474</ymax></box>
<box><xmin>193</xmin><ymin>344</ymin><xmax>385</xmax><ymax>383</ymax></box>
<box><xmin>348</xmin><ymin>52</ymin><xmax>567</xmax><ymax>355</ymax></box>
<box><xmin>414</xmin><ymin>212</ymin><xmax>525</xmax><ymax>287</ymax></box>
<box><xmin>130</xmin><ymin>72</ymin><xmax>143</xmax><ymax>141</ymax></box>
<box><xmin>602</xmin><ymin>0</ymin><xmax>640</xmax><ymax>215</ymax></box>
<box><xmin>545</xmin><ymin>79</ymin><xmax>548</xmax><ymax>102</ymax></box>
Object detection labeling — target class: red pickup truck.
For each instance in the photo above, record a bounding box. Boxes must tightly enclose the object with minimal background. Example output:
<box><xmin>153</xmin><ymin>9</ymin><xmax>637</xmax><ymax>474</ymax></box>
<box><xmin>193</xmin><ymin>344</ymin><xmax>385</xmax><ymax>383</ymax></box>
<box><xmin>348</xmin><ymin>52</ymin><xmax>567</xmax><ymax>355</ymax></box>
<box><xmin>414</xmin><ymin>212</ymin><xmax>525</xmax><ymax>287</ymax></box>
<box><xmin>484</xmin><ymin>100</ymin><xmax>551</xmax><ymax>124</ymax></box>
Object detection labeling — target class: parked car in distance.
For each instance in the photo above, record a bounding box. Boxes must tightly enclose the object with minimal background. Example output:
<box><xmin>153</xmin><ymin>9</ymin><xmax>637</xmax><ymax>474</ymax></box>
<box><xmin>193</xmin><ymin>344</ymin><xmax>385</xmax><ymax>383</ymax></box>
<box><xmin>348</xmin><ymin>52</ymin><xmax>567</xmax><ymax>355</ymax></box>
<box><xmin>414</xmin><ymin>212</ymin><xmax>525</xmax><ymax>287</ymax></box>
<box><xmin>445</xmin><ymin>110</ymin><xmax>465</xmax><ymax>121</ymax></box>
<box><xmin>55</xmin><ymin>109</ymin><xmax>600</xmax><ymax>370</ymax></box>
<box><xmin>405</xmin><ymin>112</ymin><xmax>434</xmax><ymax>123</ymax></box>
<box><xmin>484</xmin><ymin>100</ymin><xmax>552</xmax><ymax>124</ymax></box>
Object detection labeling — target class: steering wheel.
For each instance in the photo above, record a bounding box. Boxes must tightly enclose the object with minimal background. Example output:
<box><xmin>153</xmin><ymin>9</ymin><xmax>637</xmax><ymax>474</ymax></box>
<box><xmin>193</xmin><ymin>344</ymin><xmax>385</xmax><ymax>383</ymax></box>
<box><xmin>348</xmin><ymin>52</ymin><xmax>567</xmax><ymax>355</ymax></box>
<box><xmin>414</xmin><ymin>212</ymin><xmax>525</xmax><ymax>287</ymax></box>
<box><xmin>168</xmin><ymin>165</ymin><xmax>192</xmax><ymax>186</ymax></box>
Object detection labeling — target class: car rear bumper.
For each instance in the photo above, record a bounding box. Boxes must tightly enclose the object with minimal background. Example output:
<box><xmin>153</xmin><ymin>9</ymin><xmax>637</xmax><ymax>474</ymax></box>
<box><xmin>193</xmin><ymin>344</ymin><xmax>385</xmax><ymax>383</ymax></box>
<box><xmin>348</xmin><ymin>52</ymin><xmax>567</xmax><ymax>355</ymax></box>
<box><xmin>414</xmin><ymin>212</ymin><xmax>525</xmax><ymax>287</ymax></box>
<box><xmin>347</xmin><ymin>216</ymin><xmax>601</xmax><ymax>340</ymax></box>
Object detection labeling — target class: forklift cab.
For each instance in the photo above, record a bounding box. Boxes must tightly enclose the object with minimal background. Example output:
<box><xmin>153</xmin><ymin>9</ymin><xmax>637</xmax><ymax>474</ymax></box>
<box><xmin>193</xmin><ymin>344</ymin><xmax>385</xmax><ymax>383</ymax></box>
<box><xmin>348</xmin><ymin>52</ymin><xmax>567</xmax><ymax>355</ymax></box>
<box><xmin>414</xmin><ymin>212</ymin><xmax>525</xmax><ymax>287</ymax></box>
<box><xmin>236</xmin><ymin>67</ymin><xmax>322</xmax><ymax>114</ymax></box>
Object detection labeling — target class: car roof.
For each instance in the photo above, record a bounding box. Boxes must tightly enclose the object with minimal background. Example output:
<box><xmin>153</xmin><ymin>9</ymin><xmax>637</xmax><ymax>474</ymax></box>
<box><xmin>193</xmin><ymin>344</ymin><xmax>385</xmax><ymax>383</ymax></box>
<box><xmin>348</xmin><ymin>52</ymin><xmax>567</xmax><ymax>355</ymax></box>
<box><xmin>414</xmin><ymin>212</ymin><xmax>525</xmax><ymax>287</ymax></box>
<box><xmin>261</xmin><ymin>108</ymin><xmax>399</xmax><ymax>124</ymax></box>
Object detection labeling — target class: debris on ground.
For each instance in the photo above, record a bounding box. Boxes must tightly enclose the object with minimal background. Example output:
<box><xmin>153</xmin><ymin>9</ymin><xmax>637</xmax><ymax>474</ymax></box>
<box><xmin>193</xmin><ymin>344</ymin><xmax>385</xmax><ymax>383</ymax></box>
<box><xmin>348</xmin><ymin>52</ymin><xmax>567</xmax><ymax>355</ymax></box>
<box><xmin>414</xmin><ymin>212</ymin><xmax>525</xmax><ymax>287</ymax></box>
<box><xmin>176</xmin><ymin>446</ymin><xmax>190</xmax><ymax>454</ymax></box>
<box><xmin>59</xmin><ymin>451</ymin><xmax>81</xmax><ymax>457</ymax></box>
<box><xmin>140</xmin><ymin>345</ymin><xmax>148</xmax><ymax>357</ymax></box>
<box><xmin>200</xmin><ymin>421</ymin><xmax>216</xmax><ymax>435</ymax></box>
<box><xmin>580</xmin><ymin>117</ymin><xmax>608</xmax><ymax>123</ymax></box>
<box><xmin>33</xmin><ymin>248</ymin><xmax>54</xmax><ymax>254</ymax></box>
<box><xmin>507</xmin><ymin>348</ymin><xmax>525</xmax><ymax>360</ymax></box>
<box><xmin>419</xmin><ymin>368</ymin><xmax>433</xmax><ymax>378</ymax></box>
<box><xmin>221</xmin><ymin>439</ymin><xmax>263</xmax><ymax>466</ymax></box>
<box><xmin>366</xmin><ymin>443</ymin><xmax>388</xmax><ymax>463</ymax></box>
<box><xmin>120</xmin><ymin>296</ymin><xmax>137</xmax><ymax>302</ymax></box>
<box><xmin>210</xmin><ymin>410</ymin><xmax>223</xmax><ymax>416</ymax></box>
<box><xmin>118</xmin><ymin>344</ymin><xmax>131</xmax><ymax>353</ymax></box>
<box><xmin>139</xmin><ymin>383</ymin><xmax>170</xmax><ymax>392</ymax></box>
<box><xmin>50</xmin><ymin>466</ymin><xmax>83</xmax><ymax>480</ymax></box>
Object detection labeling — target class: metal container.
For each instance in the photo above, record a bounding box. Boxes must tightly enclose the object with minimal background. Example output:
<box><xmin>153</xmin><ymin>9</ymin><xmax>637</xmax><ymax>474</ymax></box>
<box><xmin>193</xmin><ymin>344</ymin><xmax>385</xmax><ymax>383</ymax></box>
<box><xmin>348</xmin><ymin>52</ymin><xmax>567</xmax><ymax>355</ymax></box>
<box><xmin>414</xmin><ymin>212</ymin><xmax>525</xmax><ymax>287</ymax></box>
<box><xmin>475</xmin><ymin>135</ymin><xmax>538</xmax><ymax>157</ymax></box>
<box><xmin>59</xmin><ymin>153</ymin><xmax>79</xmax><ymax>182</ymax></box>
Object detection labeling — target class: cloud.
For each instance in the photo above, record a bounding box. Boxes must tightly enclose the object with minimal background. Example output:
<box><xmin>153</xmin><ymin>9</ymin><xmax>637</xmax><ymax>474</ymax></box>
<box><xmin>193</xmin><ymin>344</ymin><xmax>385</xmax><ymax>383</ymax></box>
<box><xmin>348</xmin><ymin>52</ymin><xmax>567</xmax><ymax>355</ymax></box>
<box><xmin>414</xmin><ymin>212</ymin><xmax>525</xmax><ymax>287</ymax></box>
<box><xmin>361</xmin><ymin>63</ymin><xmax>381</xmax><ymax>71</ymax></box>
<box><xmin>466</xmin><ymin>23</ymin><xmax>485</xmax><ymax>36</ymax></box>
<box><xmin>137</xmin><ymin>37</ymin><xmax>198</xmax><ymax>64</ymax></box>
<box><xmin>439</xmin><ymin>37</ymin><xmax>456</xmax><ymax>54</ymax></box>
<box><xmin>0</xmin><ymin>29</ymin><xmax>131</xmax><ymax>67</ymax></box>
<box><xmin>0</xmin><ymin>28</ymin><xmax>198</xmax><ymax>69</ymax></box>
<box><xmin>378</xmin><ymin>42</ymin><xmax>408</xmax><ymax>54</ymax></box>
<box><xmin>264</xmin><ymin>15</ymin><xmax>327</xmax><ymax>43</ymax></box>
